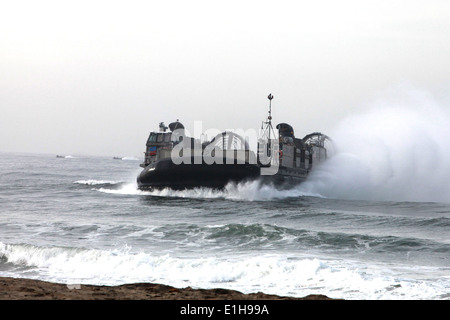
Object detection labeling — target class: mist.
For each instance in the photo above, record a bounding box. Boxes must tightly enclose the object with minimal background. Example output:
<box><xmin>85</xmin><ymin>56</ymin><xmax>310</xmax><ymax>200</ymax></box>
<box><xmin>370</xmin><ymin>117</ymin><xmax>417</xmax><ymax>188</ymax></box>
<box><xmin>300</xmin><ymin>87</ymin><xmax>450</xmax><ymax>203</ymax></box>
<box><xmin>1</xmin><ymin>1</ymin><xmax>450</xmax><ymax>157</ymax></box>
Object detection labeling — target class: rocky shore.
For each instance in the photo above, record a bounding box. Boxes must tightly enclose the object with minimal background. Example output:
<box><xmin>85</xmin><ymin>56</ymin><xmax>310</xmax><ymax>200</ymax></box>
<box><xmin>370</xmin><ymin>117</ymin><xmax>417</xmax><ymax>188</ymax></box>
<box><xmin>0</xmin><ymin>277</ymin><xmax>335</xmax><ymax>300</ymax></box>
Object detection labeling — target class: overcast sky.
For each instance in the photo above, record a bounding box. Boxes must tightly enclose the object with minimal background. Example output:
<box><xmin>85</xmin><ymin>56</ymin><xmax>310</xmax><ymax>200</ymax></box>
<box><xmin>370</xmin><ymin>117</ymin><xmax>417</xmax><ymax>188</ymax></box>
<box><xmin>1</xmin><ymin>0</ymin><xmax>449</xmax><ymax>157</ymax></box>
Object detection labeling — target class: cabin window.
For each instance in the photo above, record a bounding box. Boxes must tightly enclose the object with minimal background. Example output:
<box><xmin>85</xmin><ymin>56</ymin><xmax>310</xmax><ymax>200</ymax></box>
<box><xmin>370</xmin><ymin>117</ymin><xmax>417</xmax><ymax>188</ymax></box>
<box><xmin>164</xmin><ymin>133</ymin><xmax>171</xmax><ymax>142</ymax></box>
<box><xmin>157</xmin><ymin>134</ymin><xmax>163</xmax><ymax>142</ymax></box>
<box><xmin>149</xmin><ymin>133</ymin><xmax>157</xmax><ymax>142</ymax></box>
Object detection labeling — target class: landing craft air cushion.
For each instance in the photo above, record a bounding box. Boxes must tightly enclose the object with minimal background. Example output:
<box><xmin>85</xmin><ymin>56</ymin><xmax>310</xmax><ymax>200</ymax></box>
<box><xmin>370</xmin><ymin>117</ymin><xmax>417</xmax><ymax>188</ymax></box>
<box><xmin>137</xmin><ymin>95</ymin><xmax>330</xmax><ymax>190</ymax></box>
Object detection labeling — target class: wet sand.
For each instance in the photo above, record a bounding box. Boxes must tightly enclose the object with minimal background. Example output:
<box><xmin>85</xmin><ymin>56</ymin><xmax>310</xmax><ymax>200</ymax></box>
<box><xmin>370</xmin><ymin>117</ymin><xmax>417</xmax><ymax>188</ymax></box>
<box><xmin>0</xmin><ymin>277</ymin><xmax>335</xmax><ymax>300</ymax></box>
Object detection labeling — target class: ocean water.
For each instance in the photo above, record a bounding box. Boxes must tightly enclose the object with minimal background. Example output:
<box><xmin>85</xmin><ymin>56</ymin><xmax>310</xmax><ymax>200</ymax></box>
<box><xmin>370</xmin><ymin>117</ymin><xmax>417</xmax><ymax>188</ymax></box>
<box><xmin>2</xmin><ymin>90</ymin><xmax>450</xmax><ymax>300</ymax></box>
<box><xmin>0</xmin><ymin>151</ymin><xmax>449</xmax><ymax>300</ymax></box>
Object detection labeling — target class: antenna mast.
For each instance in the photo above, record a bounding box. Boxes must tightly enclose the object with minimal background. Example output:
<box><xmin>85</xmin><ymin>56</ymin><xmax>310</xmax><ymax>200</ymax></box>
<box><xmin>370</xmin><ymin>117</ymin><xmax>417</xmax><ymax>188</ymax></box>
<box><xmin>267</xmin><ymin>93</ymin><xmax>273</xmax><ymax>140</ymax></box>
<box><xmin>267</xmin><ymin>93</ymin><xmax>273</xmax><ymax>121</ymax></box>
<box><xmin>258</xmin><ymin>93</ymin><xmax>277</xmax><ymax>166</ymax></box>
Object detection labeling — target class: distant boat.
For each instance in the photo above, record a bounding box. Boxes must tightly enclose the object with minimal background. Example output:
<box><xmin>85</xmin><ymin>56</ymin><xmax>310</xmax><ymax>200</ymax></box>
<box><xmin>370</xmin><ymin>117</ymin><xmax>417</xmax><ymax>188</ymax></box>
<box><xmin>56</xmin><ymin>155</ymin><xmax>65</xmax><ymax>158</ymax></box>
<box><xmin>113</xmin><ymin>157</ymin><xmax>122</xmax><ymax>160</ymax></box>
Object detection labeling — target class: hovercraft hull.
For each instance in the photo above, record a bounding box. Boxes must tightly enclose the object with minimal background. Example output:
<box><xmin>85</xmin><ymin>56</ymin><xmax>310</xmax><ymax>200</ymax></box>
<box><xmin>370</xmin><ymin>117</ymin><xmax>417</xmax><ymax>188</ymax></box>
<box><xmin>137</xmin><ymin>157</ymin><xmax>261</xmax><ymax>191</ymax></box>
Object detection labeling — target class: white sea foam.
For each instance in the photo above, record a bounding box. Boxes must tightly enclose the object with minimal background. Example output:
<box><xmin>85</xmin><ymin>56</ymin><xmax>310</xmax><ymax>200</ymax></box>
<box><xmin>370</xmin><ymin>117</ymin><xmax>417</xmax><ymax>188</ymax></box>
<box><xmin>74</xmin><ymin>179</ymin><xmax>121</xmax><ymax>186</ymax></box>
<box><xmin>96</xmin><ymin>183</ymin><xmax>150</xmax><ymax>195</ymax></box>
<box><xmin>94</xmin><ymin>180</ymin><xmax>322</xmax><ymax>201</ymax></box>
<box><xmin>297</xmin><ymin>86</ymin><xmax>450</xmax><ymax>203</ymax></box>
<box><xmin>1</xmin><ymin>242</ymin><xmax>447</xmax><ymax>299</ymax></box>
<box><xmin>121</xmin><ymin>156</ymin><xmax>139</xmax><ymax>161</ymax></box>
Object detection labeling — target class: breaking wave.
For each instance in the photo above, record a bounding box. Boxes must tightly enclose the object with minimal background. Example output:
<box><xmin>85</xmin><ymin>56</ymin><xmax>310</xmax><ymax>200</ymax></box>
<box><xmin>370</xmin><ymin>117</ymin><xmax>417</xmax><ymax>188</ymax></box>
<box><xmin>0</xmin><ymin>241</ymin><xmax>447</xmax><ymax>299</ymax></box>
